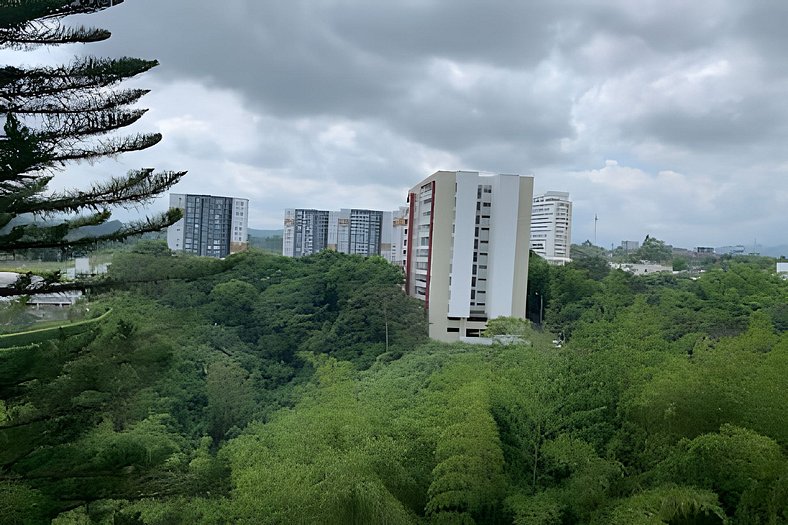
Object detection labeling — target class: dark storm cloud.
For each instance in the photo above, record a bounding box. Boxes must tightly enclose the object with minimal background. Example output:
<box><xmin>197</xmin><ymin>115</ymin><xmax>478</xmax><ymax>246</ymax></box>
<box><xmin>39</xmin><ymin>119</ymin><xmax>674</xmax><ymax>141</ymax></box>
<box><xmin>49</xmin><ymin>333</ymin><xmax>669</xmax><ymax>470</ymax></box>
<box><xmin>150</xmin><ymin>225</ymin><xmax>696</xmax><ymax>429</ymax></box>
<box><xmin>42</xmin><ymin>0</ymin><xmax>788</xmax><ymax>246</ymax></box>
<box><xmin>734</xmin><ymin>1</ymin><xmax>788</xmax><ymax>70</ymax></box>
<box><xmin>323</xmin><ymin>1</ymin><xmax>559</xmax><ymax>67</ymax></box>
<box><xmin>626</xmin><ymin>97</ymin><xmax>788</xmax><ymax>150</ymax></box>
<box><xmin>85</xmin><ymin>1</ymin><xmax>413</xmax><ymax>117</ymax></box>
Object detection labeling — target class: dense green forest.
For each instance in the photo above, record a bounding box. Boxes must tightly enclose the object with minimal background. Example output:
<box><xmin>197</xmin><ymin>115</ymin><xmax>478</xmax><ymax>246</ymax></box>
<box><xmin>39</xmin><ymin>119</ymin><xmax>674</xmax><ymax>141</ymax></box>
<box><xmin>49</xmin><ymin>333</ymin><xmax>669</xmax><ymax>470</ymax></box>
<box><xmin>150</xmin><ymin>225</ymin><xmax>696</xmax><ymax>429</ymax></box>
<box><xmin>1</xmin><ymin>246</ymin><xmax>786</xmax><ymax>524</ymax></box>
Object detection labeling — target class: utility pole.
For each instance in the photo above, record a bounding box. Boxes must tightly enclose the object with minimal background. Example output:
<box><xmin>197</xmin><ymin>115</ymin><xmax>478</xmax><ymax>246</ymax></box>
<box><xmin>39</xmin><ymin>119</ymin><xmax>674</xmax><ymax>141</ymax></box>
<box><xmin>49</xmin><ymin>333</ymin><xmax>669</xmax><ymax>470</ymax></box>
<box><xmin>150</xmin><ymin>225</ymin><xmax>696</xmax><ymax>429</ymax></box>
<box><xmin>594</xmin><ymin>214</ymin><xmax>598</xmax><ymax>246</ymax></box>
<box><xmin>383</xmin><ymin>301</ymin><xmax>389</xmax><ymax>353</ymax></box>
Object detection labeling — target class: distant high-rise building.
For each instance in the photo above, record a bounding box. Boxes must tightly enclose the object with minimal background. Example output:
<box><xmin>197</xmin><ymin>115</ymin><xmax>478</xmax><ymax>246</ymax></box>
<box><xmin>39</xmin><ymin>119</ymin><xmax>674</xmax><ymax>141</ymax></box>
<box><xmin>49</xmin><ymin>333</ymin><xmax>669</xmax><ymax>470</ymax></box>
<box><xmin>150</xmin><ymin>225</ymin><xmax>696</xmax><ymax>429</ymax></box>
<box><xmin>530</xmin><ymin>191</ymin><xmax>572</xmax><ymax>265</ymax></box>
<box><xmin>283</xmin><ymin>208</ymin><xmax>391</xmax><ymax>258</ymax></box>
<box><xmin>327</xmin><ymin>209</ymin><xmax>386</xmax><ymax>257</ymax></box>
<box><xmin>621</xmin><ymin>240</ymin><xmax>640</xmax><ymax>252</ymax></box>
<box><xmin>167</xmin><ymin>193</ymin><xmax>249</xmax><ymax>258</ymax></box>
<box><xmin>283</xmin><ymin>209</ymin><xmax>330</xmax><ymax>257</ymax></box>
<box><xmin>405</xmin><ymin>171</ymin><xmax>534</xmax><ymax>342</ymax></box>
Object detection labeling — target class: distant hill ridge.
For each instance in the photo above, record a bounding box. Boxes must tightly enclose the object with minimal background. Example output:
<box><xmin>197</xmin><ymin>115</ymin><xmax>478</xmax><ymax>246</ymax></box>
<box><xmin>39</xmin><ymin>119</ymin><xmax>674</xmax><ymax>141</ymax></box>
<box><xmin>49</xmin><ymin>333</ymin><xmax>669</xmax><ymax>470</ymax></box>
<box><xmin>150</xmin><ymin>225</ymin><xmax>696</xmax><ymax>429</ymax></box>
<box><xmin>248</xmin><ymin>228</ymin><xmax>283</xmax><ymax>238</ymax></box>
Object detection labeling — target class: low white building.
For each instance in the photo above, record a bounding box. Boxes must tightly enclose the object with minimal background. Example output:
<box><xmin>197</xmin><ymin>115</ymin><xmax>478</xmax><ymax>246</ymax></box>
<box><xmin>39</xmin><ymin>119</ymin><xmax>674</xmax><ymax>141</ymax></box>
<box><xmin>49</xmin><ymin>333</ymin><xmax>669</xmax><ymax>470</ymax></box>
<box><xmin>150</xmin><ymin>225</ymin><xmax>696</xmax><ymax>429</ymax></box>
<box><xmin>611</xmin><ymin>262</ymin><xmax>673</xmax><ymax>276</ymax></box>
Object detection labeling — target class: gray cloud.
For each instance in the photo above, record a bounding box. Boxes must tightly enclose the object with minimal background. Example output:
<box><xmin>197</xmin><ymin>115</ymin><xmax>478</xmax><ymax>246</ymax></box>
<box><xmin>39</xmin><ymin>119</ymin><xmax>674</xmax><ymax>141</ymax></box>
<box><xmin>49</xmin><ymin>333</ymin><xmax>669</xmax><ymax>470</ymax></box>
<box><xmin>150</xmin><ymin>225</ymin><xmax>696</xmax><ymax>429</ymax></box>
<box><xmin>9</xmin><ymin>0</ymin><xmax>787</xmax><ymax>247</ymax></box>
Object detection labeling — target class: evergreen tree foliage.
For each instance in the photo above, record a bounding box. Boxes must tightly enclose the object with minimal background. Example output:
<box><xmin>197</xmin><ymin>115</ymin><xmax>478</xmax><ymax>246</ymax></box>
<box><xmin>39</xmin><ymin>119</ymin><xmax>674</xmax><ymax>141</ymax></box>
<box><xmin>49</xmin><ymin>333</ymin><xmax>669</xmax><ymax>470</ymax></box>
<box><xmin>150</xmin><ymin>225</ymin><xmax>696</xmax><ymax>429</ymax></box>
<box><xmin>0</xmin><ymin>0</ymin><xmax>185</xmax><ymax>294</ymax></box>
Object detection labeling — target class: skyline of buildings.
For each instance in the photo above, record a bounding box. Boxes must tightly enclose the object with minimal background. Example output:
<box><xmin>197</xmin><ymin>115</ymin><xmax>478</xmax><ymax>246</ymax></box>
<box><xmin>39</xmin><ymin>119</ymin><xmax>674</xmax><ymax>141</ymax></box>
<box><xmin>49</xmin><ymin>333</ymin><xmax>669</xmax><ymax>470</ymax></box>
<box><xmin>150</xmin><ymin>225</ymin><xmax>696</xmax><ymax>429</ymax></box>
<box><xmin>404</xmin><ymin>171</ymin><xmax>534</xmax><ymax>342</ymax></box>
<box><xmin>160</xmin><ymin>180</ymin><xmax>769</xmax><ymax>342</ymax></box>
<box><xmin>166</xmin><ymin>193</ymin><xmax>249</xmax><ymax>258</ymax></box>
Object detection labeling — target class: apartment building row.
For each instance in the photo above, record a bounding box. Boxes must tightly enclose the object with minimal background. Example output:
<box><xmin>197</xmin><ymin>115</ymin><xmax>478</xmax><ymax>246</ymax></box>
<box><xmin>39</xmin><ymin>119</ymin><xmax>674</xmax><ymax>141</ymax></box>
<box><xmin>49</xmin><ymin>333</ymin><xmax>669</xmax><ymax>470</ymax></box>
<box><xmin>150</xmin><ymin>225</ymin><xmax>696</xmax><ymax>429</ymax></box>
<box><xmin>282</xmin><ymin>207</ymin><xmax>409</xmax><ymax>267</ymax></box>
<box><xmin>165</xmin><ymin>177</ymin><xmax>571</xmax><ymax>342</ymax></box>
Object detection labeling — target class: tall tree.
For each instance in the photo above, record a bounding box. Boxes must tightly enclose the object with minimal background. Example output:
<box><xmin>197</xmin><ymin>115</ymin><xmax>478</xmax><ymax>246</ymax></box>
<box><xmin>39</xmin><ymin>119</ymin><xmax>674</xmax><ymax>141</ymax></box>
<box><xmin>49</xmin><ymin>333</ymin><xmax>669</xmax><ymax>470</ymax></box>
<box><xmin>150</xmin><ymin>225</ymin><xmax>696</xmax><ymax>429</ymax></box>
<box><xmin>635</xmin><ymin>235</ymin><xmax>672</xmax><ymax>263</ymax></box>
<box><xmin>0</xmin><ymin>0</ymin><xmax>185</xmax><ymax>294</ymax></box>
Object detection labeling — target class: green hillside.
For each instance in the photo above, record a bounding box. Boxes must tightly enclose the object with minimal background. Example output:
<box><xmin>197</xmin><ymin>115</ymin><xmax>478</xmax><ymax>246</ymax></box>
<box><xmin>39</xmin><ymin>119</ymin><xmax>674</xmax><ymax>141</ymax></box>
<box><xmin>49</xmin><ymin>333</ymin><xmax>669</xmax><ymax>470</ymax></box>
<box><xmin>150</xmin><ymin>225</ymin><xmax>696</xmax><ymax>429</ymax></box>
<box><xmin>1</xmin><ymin>250</ymin><xmax>786</xmax><ymax>524</ymax></box>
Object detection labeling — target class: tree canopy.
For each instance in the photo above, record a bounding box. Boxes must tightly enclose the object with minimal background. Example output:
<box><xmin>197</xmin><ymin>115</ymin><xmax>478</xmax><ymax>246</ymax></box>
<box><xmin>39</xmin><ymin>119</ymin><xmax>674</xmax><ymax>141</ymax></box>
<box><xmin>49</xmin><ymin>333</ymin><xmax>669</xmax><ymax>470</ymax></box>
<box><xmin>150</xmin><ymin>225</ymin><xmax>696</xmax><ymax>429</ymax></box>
<box><xmin>1</xmin><ymin>251</ymin><xmax>786</xmax><ymax>523</ymax></box>
<box><xmin>636</xmin><ymin>235</ymin><xmax>672</xmax><ymax>263</ymax></box>
<box><xmin>0</xmin><ymin>0</ymin><xmax>185</xmax><ymax>294</ymax></box>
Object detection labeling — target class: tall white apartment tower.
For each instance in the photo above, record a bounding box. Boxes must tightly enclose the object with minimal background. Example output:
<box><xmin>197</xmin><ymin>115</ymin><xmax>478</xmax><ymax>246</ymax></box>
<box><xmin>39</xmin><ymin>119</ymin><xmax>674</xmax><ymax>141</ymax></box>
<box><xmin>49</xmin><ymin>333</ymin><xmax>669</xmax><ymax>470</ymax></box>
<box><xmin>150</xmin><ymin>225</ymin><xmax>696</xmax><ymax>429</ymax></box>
<box><xmin>530</xmin><ymin>191</ymin><xmax>572</xmax><ymax>265</ymax></box>
<box><xmin>405</xmin><ymin>171</ymin><xmax>534</xmax><ymax>342</ymax></box>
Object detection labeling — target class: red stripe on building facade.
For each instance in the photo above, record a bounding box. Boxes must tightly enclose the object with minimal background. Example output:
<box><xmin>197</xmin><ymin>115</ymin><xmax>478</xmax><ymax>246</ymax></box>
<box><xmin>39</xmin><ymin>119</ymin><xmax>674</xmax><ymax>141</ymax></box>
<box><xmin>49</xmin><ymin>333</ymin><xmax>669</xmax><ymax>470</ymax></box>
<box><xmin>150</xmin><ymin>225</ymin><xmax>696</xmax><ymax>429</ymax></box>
<box><xmin>424</xmin><ymin>181</ymin><xmax>436</xmax><ymax>310</ymax></box>
<box><xmin>405</xmin><ymin>192</ymin><xmax>416</xmax><ymax>295</ymax></box>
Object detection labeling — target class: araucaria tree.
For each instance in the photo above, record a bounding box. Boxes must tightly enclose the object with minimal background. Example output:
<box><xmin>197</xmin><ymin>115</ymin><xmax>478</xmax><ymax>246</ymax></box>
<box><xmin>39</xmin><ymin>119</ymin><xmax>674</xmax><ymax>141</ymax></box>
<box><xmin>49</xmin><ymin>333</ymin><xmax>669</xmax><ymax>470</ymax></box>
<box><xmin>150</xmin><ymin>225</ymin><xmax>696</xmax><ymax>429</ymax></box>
<box><xmin>0</xmin><ymin>0</ymin><xmax>186</xmax><ymax>290</ymax></box>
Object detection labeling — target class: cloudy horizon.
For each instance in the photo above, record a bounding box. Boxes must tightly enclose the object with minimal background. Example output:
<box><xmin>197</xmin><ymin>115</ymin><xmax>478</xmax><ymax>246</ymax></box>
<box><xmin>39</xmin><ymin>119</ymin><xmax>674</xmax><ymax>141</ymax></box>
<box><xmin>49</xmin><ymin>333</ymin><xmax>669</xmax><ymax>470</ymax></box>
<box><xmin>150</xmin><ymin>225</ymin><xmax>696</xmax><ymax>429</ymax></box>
<box><xmin>4</xmin><ymin>0</ymin><xmax>788</xmax><ymax>250</ymax></box>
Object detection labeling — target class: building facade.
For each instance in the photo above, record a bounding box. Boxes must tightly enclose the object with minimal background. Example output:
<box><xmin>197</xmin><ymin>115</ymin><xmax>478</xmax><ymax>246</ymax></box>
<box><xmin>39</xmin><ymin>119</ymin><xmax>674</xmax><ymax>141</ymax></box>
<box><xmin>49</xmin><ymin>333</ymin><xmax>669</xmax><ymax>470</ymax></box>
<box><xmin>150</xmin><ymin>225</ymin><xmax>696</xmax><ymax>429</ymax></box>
<box><xmin>284</xmin><ymin>208</ymin><xmax>393</xmax><ymax>258</ymax></box>
<box><xmin>327</xmin><ymin>209</ymin><xmax>387</xmax><ymax>257</ymax></box>
<box><xmin>530</xmin><ymin>191</ymin><xmax>572</xmax><ymax>265</ymax></box>
<box><xmin>167</xmin><ymin>193</ymin><xmax>249</xmax><ymax>258</ymax></box>
<box><xmin>283</xmin><ymin>209</ymin><xmax>330</xmax><ymax>257</ymax></box>
<box><xmin>388</xmin><ymin>206</ymin><xmax>409</xmax><ymax>269</ymax></box>
<box><xmin>620</xmin><ymin>240</ymin><xmax>640</xmax><ymax>252</ymax></box>
<box><xmin>405</xmin><ymin>171</ymin><xmax>534</xmax><ymax>342</ymax></box>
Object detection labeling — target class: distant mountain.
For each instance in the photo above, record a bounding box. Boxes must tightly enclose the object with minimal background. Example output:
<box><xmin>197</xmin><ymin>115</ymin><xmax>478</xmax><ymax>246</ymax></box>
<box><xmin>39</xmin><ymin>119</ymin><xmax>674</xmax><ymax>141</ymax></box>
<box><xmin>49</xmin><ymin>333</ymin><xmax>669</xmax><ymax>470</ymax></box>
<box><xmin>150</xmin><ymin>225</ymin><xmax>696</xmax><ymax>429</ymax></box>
<box><xmin>248</xmin><ymin>228</ymin><xmax>283</xmax><ymax>238</ymax></box>
<box><xmin>0</xmin><ymin>215</ymin><xmax>125</xmax><ymax>240</ymax></box>
<box><xmin>248</xmin><ymin>228</ymin><xmax>282</xmax><ymax>253</ymax></box>
<box><xmin>67</xmin><ymin>220</ymin><xmax>124</xmax><ymax>240</ymax></box>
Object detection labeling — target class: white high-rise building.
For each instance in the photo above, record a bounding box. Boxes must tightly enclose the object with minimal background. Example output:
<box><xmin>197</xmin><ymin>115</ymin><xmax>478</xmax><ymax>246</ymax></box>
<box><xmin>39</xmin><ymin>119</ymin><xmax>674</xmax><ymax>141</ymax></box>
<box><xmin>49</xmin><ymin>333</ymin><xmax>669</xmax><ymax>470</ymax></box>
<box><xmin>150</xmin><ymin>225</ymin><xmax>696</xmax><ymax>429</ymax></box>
<box><xmin>530</xmin><ymin>191</ymin><xmax>572</xmax><ymax>265</ymax></box>
<box><xmin>167</xmin><ymin>193</ymin><xmax>249</xmax><ymax>258</ymax></box>
<box><xmin>405</xmin><ymin>171</ymin><xmax>534</xmax><ymax>342</ymax></box>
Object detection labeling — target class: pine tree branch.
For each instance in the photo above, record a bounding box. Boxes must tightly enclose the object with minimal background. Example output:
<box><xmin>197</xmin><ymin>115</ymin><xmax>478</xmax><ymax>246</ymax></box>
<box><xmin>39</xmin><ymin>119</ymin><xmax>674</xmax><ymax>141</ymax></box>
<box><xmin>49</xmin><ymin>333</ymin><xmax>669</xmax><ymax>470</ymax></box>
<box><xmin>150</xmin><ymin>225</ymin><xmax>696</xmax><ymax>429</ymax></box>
<box><xmin>38</xmin><ymin>108</ymin><xmax>147</xmax><ymax>140</ymax></box>
<box><xmin>0</xmin><ymin>22</ymin><xmax>110</xmax><ymax>47</ymax></box>
<box><xmin>0</xmin><ymin>2</ymin><xmax>188</xmax><ymax>261</ymax></box>
<box><xmin>0</xmin><ymin>209</ymin><xmax>111</xmax><ymax>250</ymax></box>
<box><xmin>0</xmin><ymin>0</ymin><xmax>123</xmax><ymax>29</ymax></box>
<box><xmin>0</xmin><ymin>58</ymin><xmax>158</xmax><ymax>100</ymax></box>
<box><xmin>0</xmin><ymin>208</ymin><xmax>183</xmax><ymax>251</ymax></box>
<box><xmin>50</xmin><ymin>132</ymin><xmax>162</xmax><ymax>162</ymax></box>
<box><xmin>1</xmin><ymin>88</ymin><xmax>149</xmax><ymax>115</ymax></box>
<box><xmin>0</xmin><ymin>113</ymin><xmax>55</xmax><ymax>179</ymax></box>
<box><xmin>7</xmin><ymin>170</ymin><xmax>185</xmax><ymax>215</ymax></box>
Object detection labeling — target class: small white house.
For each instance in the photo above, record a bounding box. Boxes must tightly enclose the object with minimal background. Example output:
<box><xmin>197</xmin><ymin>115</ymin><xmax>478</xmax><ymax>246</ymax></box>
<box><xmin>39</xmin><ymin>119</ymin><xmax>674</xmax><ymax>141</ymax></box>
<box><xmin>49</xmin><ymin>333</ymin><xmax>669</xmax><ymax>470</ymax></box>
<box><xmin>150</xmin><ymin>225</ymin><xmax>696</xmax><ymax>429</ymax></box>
<box><xmin>610</xmin><ymin>263</ymin><xmax>673</xmax><ymax>276</ymax></box>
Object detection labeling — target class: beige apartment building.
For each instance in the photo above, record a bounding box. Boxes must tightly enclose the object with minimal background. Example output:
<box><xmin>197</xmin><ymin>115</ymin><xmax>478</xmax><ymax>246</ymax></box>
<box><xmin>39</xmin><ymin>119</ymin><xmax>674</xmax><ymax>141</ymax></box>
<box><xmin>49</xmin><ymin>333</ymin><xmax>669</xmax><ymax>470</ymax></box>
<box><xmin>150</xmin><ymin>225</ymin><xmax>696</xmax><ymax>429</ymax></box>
<box><xmin>405</xmin><ymin>171</ymin><xmax>534</xmax><ymax>342</ymax></box>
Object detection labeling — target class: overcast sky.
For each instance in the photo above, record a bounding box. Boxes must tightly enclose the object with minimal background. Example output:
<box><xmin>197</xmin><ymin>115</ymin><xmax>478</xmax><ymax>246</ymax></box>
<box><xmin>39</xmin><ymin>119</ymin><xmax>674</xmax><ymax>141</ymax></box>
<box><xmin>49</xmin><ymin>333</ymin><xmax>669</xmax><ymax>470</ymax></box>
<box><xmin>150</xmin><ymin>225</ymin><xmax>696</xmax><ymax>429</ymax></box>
<box><xmin>5</xmin><ymin>0</ymin><xmax>788</xmax><ymax>248</ymax></box>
